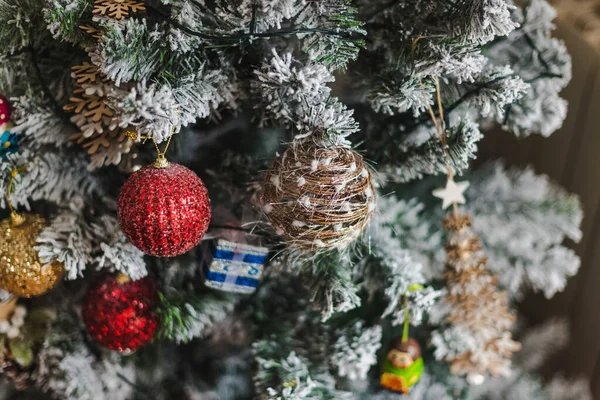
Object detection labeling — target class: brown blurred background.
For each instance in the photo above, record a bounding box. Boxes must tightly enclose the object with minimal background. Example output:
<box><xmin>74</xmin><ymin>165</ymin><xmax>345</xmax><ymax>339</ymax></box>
<box><xmin>480</xmin><ymin>0</ymin><xmax>600</xmax><ymax>397</ymax></box>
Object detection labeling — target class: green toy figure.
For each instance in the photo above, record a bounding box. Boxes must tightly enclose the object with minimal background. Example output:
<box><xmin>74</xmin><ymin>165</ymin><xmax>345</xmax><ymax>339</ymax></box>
<box><xmin>380</xmin><ymin>337</ymin><xmax>424</xmax><ymax>394</ymax></box>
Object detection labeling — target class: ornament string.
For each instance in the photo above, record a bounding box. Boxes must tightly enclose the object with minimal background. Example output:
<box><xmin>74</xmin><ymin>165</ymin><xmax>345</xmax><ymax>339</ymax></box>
<box><xmin>402</xmin><ymin>292</ymin><xmax>410</xmax><ymax>343</ymax></box>
<box><xmin>420</xmin><ymin>74</ymin><xmax>462</xmax><ymax>217</ymax></box>
<box><xmin>401</xmin><ymin>284</ymin><xmax>424</xmax><ymax>344</ymax></box>
<box><xmin>411</xmin><ymin>36</ymin><xmax>469</xmax><ymax>217</ymax></box>
<box><xmin>127</xmin><ymin>107</ymin><xmax>179</xmax><ymax>169</ymax></box>
<box><xmin>5</xmin><ymin>165</ymin><xmax>28</xmax><ymax>226</ymax></box>
<box><xmin>412</xmin><ymin>37</ymin><xmax>457</xmax><ymax>193</ymax></box>
<box><xmin>149</xmin><ymin>126</ymin><xmax>175</xmax><ymax>168</ymax></box>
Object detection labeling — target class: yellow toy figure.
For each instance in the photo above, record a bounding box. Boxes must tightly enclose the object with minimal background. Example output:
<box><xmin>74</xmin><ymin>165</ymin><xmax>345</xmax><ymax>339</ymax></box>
<box><xmin>380</xmin><ymin>284</ymin><xmax>425</xmax><ymax>394</ymax></box>
<box><xmin>380</xmin><ymin>337</ymin><xmax>424</xmax><ymax>394</ymax></box>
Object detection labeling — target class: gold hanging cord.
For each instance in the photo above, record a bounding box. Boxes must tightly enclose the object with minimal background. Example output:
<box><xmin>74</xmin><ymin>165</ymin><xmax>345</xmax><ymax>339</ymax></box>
<box><xmin>6</xmin><ymin>164</ymin><xmax>28</xmax><ymax>226</ymax></box>
<box><xmin>412</xmin><ymin>37</ymin><xmax>460</xmax><ymax>217</ymax></box>
<box><xmin>126</xmin><ymin>107</ymin><xmax>179</xmax><ymax>169</ymax></box>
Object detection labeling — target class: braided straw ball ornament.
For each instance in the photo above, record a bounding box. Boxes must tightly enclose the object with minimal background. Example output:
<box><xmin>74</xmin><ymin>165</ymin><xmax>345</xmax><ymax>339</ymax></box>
<box><xmin>260</xmin><ymin>142</ymin><xmax>376</xmax><ymax>250</ymax></box>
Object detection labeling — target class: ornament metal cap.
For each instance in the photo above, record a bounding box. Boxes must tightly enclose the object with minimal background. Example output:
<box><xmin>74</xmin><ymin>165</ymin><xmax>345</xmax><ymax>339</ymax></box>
<box><xmin>115</xmin><ymin>272</ymin><xmax>131</xmax><ymax>284</ymax></box>
<box><xmin>10</xmin><ymin>212</ymin><xmax>25</xmax><ymax>227</ymax></box>
<box><xmin>153</xmin><ymin>155</ymin><xmax>169</xmax><ymax>169</ymax></box>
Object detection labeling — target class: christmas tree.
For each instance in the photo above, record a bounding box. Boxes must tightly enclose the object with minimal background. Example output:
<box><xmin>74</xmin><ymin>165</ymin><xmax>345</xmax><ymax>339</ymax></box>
<box><xmin>0</xmin><ymin>0</ymin><xmax>590</xmax><ymax>398</ymax></box>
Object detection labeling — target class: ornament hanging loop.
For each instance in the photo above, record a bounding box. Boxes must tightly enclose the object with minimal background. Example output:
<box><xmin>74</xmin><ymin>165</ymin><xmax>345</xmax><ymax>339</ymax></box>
<box><xmin>6</xmin><ymin>165</ymin><xmax>28</xmax><ymax>227</ymax></box>
<box><xmin>153</xmin><ymin>106</ymin><xmax>179</xmax><ymax>168</ymax></box>
<box><xmin>126</xmin><ymin>106</ymin><xmax>179</xmax><ymax>169</ymax></box>
<box><xmin>402</xmin><ymin>292</ymin><xmax>410</xmax><ymax>343</ymax></box>
<box><xmin>419</xmin><ymin>75</ymin><xmax>462</xmax><ymax>217</ymax></box>
<box><xmin>151</xmin><ymin>131</ymin><xmax>174</xmax><ymax>169</ymax></box>
<box><xmin>153</xmin><ymin>153</ymin><xmax>169</xmax><ymax>169</ymax></box>
<box><xmin>402</xmin><ymin>284</ymin><xmax>424</xmax><ymax>344</ymax></box>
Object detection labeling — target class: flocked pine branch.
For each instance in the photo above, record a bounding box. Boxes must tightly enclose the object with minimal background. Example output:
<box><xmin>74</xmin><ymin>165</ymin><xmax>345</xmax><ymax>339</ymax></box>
<box><xmin>362</xmin><ymin>210</ymin><xmax>442</xmax><ymax>326</ymax></box>
<box><xmin>378</xmin><ymin>118</ymin><xmax>483</xmax><ymax>182</ymax></box>
<box><xmin>43</xmin><ymin>0</ymin><xmax>93</xmax><ymax>47</ymax></box>
<box><xmin>36</xmin><ymin>210</ymin><xmax>96</xmax><ymax>281</ymax></box>
<box><xmin>112</xmin><ymin>61</ymin><xmax>236</xmax><ymax>142</ymax></box>
<box><xmin>331</xmin><ymin>321</ymin><xmax>382</xmax><ymax>381</ymax></box>
<box><xmin>282</xmin><ymin>251</ymin><xmax>361</xmax><ymax>321</ymax></box>
<box><xmin>158</xmin><ymin>0</ymin><xmax>365</xmax><ymax>69</ymax></box>
<box><xmin>157</xmin><ymin>292</ymin><xmax>233</xmax><ymax>344</ymax></box>
<box><xmin>95</xmin><ymin>19</ymin><xmax>166</xmax><ymax>85</ymax></box>
<box><xmin>1</xmin><ymin>150</ymin><xmax>100</xmax><ymax>211</ymax></box>
<box><xmin>35</xmin><ymin>312</ymin><xmax>136</xmax><ymax>400</ymax></box>
<box><xmin>485</xmin><ymin>0</ymin><xmax>571</xmax><ymax>137</ymax></box>
<box><xmin>92</xmin><ymin>215</ymin><xmax>148</xmax><ymax>280</ymax></box>
<box><xmin>368</xmin><ymin>75</ymin><xmax>435</xmax><ymax>117</ymax></box>
<box><xmin>253</xmin><ymin>50</ymin><xmax>358</xmax><ymax>146</ymax></box>
<box><xmin>254</xmin><ymin>349</ymin><xmax>354</xmax><ymax>400</ymax></box>
<box><xmin>464</xmin><ymin>162</ymin><xmax>582</xmax><ymax>298</ymax></box>
<box><xmin>0</xmin><ymin>0</ymin><xmax>48</xmax><ymax>54</ymax></box>
<box><xmin>10</xmin><ymin>93</ymin><xmax>76</xmax><ymax>148</ymax></box>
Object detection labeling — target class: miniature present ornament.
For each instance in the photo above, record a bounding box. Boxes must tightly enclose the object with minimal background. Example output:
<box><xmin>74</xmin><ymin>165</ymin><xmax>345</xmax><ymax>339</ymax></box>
<box><xmin>203</xmin><ymin>239</ymin><xmax>268</xmax><ymax>294</ymax></box>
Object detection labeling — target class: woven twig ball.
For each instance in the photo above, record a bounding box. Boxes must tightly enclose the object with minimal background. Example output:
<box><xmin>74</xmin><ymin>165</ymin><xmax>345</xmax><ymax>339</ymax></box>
<box><xmin>260</xmin><ymin>142</ymin><xmax>376</xmax><ymax>250</ymax></box>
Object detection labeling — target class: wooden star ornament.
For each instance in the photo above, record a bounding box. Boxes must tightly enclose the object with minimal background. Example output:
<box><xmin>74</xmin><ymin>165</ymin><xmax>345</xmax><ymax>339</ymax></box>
<box><xmin>432</xmin><ymin>179</ymin><xmax>469</xmax><ymax>209</ymax></box>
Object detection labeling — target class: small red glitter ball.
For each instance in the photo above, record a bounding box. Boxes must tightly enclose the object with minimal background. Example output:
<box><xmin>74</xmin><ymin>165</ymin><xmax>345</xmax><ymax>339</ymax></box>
<box><xmin>0</xmin><ymin>94</ymin><xmax>10</xmax><ymax>125</ymax></box>
<box><xmin>118</xmin><ymin>162</ymin><xmax>211</xmax><ymax>257</ymax></box>
<box><xmin>82</xmin><ymin>275</ymin><xmax>159</xmax><ymax>353</ymax></box>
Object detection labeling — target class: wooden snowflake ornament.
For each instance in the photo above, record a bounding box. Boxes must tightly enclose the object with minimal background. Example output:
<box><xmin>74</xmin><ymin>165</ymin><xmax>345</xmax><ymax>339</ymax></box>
<box><xmin>79</xmin><ymin>25</ymin><xmax>104</xmax><ymax>42</ymax></box>
<box><xmin>71</xmin><ymin>62</ymin><xmax>108</xmax><ymax>85</ymax></box>
<box><xmin>93</xmin><ymin>0</ymin><xmax>146</xmax><ymax>20</ymax></box>
<box><xmin>64</xmin><ymin>61</ymin><xmax>135</xmax><ymax>170</ymax></box>
<box><xmin>64</xmin><ymin>89</ymin><xmax>114</xmax><ymax>123</ymax></box>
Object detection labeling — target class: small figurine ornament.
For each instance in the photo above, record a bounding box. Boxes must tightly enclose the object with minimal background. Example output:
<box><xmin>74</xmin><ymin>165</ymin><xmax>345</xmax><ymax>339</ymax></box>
<box><xmin>380</xmin><ymin>337</ymin><xmax>424</xmax><ymax>394</ymax></box>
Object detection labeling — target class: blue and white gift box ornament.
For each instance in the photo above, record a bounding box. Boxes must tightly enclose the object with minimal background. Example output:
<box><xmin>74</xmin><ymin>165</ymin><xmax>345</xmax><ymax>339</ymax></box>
<box><xmin>203</xmin><ymin>239</ymin><xmax>268</xmax><ymax>294</ymax></box>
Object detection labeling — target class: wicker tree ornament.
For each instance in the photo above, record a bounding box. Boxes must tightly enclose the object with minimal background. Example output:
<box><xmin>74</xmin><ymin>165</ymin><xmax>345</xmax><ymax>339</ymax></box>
<box><xmin>438</xmin><ymin>213</ymin><xmax>521</xmax><ymax>381</ymax></box>
<box><xmin>260</xmin><ymin>141</ymin><xmax>376</xmax><ymax>250</ymax></box>
<box><xmin>421</xmin><ymin>78</ymin><xmax>520</xmax><ymax>383</ymax></box>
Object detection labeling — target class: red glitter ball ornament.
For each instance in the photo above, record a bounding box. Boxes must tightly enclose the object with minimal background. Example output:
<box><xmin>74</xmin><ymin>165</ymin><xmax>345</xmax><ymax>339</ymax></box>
<box><xmin>82</xmin><ymin>274</ymin><xmax>159</xmax><ymax>353</ymax></box>
<box><xmin>0</xmin><ymin>94</ymin><xmax>10</xmax><ymax>126</ymax></box>
<box><xmin>118</xmin><ymin>162</ymin><xmax>211</xmax><ymax>257</ymax></box>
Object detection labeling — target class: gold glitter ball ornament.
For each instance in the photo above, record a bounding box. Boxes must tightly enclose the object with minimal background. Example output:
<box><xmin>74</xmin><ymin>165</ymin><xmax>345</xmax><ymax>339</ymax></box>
<box><xmin>0</xmin><ymin>214</ymin><xmax>65</xmax><ymax>297</ymax></box>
